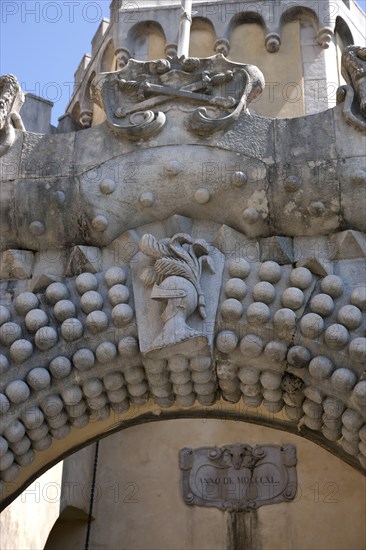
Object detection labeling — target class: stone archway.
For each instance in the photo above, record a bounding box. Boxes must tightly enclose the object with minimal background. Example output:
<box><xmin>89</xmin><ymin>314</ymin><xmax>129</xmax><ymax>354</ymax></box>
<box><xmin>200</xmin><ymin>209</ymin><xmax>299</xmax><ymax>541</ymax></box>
<box><xmin>1</xmin><ymin>214</ymin><xmax>365</xmax><ymax>510</ymax></box>
<box><xmin>1</xmin><ymin>50</ymin><xmax>366</xmax><ymax>510</ymax></box>
<box><xmin>14</xmin><ymin>416</ymin><xmax>366</xmax><ymax>550</ymax></box>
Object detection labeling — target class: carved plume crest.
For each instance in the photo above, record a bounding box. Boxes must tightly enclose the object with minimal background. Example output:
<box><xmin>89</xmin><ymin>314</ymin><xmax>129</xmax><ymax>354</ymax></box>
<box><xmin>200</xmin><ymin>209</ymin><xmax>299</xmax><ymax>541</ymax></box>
<box><xmin>139</xmin><ymin>233</ymin><xmax>215</xmax><ymax>319</ymax></box>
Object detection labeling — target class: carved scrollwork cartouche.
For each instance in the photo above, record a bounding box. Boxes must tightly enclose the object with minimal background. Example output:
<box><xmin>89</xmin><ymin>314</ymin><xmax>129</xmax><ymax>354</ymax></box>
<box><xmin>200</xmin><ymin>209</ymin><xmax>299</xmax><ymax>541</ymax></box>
<box><xmin>91</xmin><ymin>54</ymin><xmax>264</xmax><ymax>140</ymax></box>
<box><xmin>179</xmin><ymin>444</ymin><xmax>298</xmax><ymax>511</ymax></box>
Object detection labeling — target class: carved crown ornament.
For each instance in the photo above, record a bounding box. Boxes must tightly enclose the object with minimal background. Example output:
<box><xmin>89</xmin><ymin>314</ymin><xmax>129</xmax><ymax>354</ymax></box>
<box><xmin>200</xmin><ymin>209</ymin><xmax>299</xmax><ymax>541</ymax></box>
<box><xmin>91</xmin><ymin>54</ymin><xmax>265</xmax><ymax>139</ymax></box>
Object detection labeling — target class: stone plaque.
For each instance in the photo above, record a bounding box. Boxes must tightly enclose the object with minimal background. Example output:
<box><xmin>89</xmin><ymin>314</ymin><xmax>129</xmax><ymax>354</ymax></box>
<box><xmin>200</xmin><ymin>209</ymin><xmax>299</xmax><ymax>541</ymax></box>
<box><xmin>179</xmin><ymin>444</ymin><xmax>297</xmax><ymax>511</ymax></box>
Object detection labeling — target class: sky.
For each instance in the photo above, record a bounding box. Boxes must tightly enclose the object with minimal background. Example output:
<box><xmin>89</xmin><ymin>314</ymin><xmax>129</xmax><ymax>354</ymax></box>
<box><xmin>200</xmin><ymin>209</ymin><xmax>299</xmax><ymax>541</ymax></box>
<box><xmin>1</xmin><ymin>0</ymin><xmax>366</xmax><ymax>125</ymax></box>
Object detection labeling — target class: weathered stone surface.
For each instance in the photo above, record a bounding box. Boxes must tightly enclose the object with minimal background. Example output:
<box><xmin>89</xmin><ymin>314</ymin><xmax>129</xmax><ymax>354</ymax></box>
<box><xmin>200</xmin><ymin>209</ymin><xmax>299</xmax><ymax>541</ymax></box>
<box><xmin>0</xmin><ymin>250</ymin><xmax>34</xmax><ymax>279</ymax></box>
<box><xmin>270</xmin><ymin>160</ymin><xmax>341</xmax><ymax>236</ymax></box>
<box><xmin>260</xmin><ymin>236</ymin><xmax>293</xmax><ymax>264</ymax></box>
<box><xmin>20</xmin><ymin>132</ymin><xmax>75</xmax><ymax>179</ymax></box>
<box><xmin>66</xmin><ymin>246</ymin><xmax>102</xmax><ymax>275</ymax></box>
<box><xmin>330</xmin><ymin>230</ymin><xmax>366</xmax><ymax>260</ymax></box>
<box><xmin>337</xmin><ymin>156</ymin><xmax>366</xmax><ymax>232</ymax></box>
<box><xmin>217</xmin><ymin>112</ymin><xmax>275</xmax><ymax>160</ymax></box>
<box><xmin>2</xmin><ymin>218</ymin><xmax>363</xmax><ymax>502</ymax></box>
<box><xmin>274</xmin><ymin>109</ymin><xmax>337</xmax><ymax>163</ymax></box>
<box><xmin>0</xmin><ymin>130</ymin><xmax>24</xmax><ymax>182</ymax></box>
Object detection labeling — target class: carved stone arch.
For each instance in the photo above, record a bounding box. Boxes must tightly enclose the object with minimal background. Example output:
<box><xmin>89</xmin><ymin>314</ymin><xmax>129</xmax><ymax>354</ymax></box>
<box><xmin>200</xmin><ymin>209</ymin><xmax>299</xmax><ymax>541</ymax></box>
<box><xmin>228</xmin><ymin>13</ymin><xmax>267</xmax><ymax>61</ymax></box>
<box><xmin>280</xmin><ymin>5</ymin><xmax>320</xmax><ymax>32</ymax></box>
<box><xmin>84</xmin><ymin>71</ymin><xmax>95</xmax><ymax>103</ymax></box>
<box><xmin>1</xmin><ymin>407</ymin><xmax>365</xmax><ymax>513</ymax></box>
<box><xmin>79</xmin><ymin>71</ymin><xmax>96</xmax><ymax>128</ymax></box>
<box><xmin>227</xmin><ymin>11</ymin><xmax>283</xmax><ymax>58</ymax></box>
<box><xmin>100</xmin><ymin>38</ymin><xmax>117</xmax><ymax>73</ymax></box>
<box><xmin>189</xmin><ymin>17</ymin><xmax>217</xmax><ymax>57</ymax></box>
<box><xmin>280</xmin><ymin>6</ymin><xmax>333</xmax><ymax>50</ymax></box>
<box><xmin>228</xmin><ymin>10</ymin><xmax>268</xmax><ymax>40</ymax></box>
<box><xmin>127</xmin><ymin>20</ymin><xmax>166</xmax><ymax>61</ymax></box>
<box><xmin>0</xmin><ymin>216</ymin><xmax>365</xmax><ymax>510</ymax></box>
<box><xmin>70</xmin><ymin>101</ymin><xmax>81</xmax><ymax>127</ymax></box>
<box><xmin>227</xmin><ymin>14</ymin><xmax>304</xmax><ymax>117</ymax></box>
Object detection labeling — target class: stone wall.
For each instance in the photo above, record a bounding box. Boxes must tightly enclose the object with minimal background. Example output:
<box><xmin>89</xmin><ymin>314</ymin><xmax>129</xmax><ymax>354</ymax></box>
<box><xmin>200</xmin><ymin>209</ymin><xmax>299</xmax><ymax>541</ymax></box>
<box><xmin>40</xmin><ymin>419</ymin><xmax>366</xmax><ymax>550</ymax></box>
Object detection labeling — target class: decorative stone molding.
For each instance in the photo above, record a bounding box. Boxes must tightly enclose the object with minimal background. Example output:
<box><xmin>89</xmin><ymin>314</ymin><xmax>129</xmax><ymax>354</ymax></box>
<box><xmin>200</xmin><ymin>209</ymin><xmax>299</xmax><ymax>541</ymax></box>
<box><xmin>264</xmin><ymin>33</ymin><xmax>281</xmax><ymax>53</ymax></box>
<box><xmin>136</xmin><ymin>233</ymin><xmax>220</xmax><ymax>357</ymax></box>
<box><xmin>1</xmin><ymin>25</ymin><xmax>366</xmax><ymax>504</ymax></box>
<box><xmin>0</xmin><ymin>216</ymin><xmax>365</xmax><ymax>507</ymax></box>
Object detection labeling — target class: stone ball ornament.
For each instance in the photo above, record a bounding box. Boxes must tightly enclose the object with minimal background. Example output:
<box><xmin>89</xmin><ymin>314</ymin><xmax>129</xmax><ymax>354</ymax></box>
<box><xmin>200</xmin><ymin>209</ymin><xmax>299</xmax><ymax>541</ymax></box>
<box><xmin>53</xmin><ymin>300</ymin><xmax>76</xmax><ymax>322</ymax></box>
<box><xmin>0</xmin><ymin>183</ymin><xmax>366</xmax><ymax>503</ymax></box>
<box><xmin>228</xmin><ymin>258</ymin><xmax>251</xmax><ymax>278</ymax></box>
<box><xmin>46</xmin><ymin>283</ymin><xmax>69</xmax><ymax>304</ymax></box>
<box><xmin>104</xmin><ymin>267</ymin><xmax>126</xmax><ymax>287</ymax></box>
<box><xmin>35</xmin><ymin>327</ymin><xmax>58</xmax><ymax>350</ymax></box>
<box><xmin>75</xmin><ymin>273</ymin><xmax>98</xmax><ymax>295</ymax></box>
<box><xmin>99</xmin><ymin>178</ymin><xmax>116</xmax><ymax>195</ymax></box>
<box><xmin>224</xmin><ymin>278</ymin><xmax>247</xmax><ymax>300</ymax></box>
<box><xmin>259</xmin><ymin>261</ymin><xmax>281</xmax><ymax>283</ymax></box>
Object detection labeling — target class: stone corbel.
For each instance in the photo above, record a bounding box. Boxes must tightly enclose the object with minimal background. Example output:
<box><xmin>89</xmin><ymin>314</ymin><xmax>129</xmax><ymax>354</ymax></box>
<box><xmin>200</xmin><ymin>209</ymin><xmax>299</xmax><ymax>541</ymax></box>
<box><xmin>317</xmin><ymin>27</ymin><xmax>334</xmax><ymax>49</ymax></box>
<box><xmin>79</xmin><ymin>110</ymin><xmax>93</xmax><ymax>128</ymax></box>
<box><xmin>115</xmin><ymin>47</ymin><xmax>131</xmax><ymax>71</ymax></box>
<box><xmin>265</xmin><ymin>33</ymin><xmax>281</xmax><ymax>53</ymax></box>
<box><xmin>165</xmin><ymin>43</ymin><xmax>178</xmax><ymax>58</ymax></box>
<box><xmin>214</xmin><ymin>38</ymin><xmax>230</xmax><ymax>57</ymax></box>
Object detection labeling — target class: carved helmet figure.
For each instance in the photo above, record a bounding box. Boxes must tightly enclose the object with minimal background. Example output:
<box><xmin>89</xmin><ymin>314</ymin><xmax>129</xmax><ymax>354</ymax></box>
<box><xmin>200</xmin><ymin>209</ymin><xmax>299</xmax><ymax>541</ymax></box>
<box><xmin>139</xmin><ymin>233</ymin><xmax>215</xmax><ymax>354</ymax></box>
<box><xmin>150</xmin><ymin>275</ymin><xmax>200</xmax><ymax>349</ymax></box>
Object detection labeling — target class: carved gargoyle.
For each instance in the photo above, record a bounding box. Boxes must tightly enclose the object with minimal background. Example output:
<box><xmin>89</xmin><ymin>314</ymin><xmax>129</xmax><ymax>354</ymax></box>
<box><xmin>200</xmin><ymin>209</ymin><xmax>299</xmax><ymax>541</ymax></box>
<box><xmin>337</xmin><ymin>46</ymin><xmax>366</xmax><ymax>132</ymax></box>
<box><xmin>139</xmin><ymin>233</ymin><xmax>215</xmax><ymax>353</ymax></box>
<box><xmin>0</xmin><ymin>74</ymin><xmax>25</xmax><ymax>156</ymax></box>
